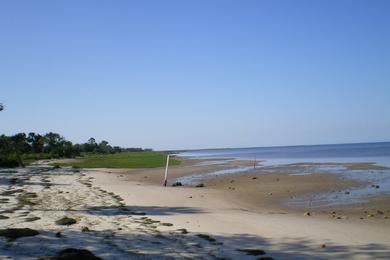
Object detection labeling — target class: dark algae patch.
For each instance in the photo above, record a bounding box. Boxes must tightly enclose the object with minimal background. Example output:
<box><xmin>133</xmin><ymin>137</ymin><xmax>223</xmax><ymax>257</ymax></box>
<box><xmin>0</xmin><ymin>228</ymin><xmax>39</xmax><ymax>240</ymax></box>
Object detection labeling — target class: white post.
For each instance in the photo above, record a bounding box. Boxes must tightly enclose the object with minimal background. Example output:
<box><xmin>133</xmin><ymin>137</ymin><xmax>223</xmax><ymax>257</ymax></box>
<box><xmin>164</xmin><ymin>154</ymin><xmax>170</xmax><ymax>186</ymax></box>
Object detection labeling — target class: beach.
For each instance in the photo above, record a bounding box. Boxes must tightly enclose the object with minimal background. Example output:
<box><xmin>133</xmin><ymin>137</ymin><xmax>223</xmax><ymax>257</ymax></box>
<box><xmin>0</xmin><ymin>158</ymin><xmax>389</xmax><ymax>259</ymax></box>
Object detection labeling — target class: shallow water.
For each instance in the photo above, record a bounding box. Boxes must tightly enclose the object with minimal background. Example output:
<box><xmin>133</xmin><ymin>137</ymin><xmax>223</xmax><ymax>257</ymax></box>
<box><xmin>176</xmin><ymin>142</ymin><xmax>390</xmax><ymax>208</ymax></box>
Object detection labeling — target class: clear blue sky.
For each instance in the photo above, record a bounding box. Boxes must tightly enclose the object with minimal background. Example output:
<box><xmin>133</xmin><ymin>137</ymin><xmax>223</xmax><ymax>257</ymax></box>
<box><xmin>1</xmin><ymin>0</ymin><xmax>389</xmax><ymax>150</ymax></box>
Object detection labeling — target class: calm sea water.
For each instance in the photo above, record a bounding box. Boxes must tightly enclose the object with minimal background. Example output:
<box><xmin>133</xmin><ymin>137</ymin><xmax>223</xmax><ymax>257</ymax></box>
<box><xmin>177</xmin><ymin>142</ymin><xmax>390</xmax><ymax>208</ymax></box>
<box><xmin>178</xmin><ymin>142</ymin><xmax>390</xmax><ymax>167</ymax></box>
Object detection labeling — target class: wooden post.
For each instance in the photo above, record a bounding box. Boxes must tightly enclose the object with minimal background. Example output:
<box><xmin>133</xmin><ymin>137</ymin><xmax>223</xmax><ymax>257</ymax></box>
<box><xmin>164</xmin><ymin>154</ymin><xmax>170</xmax><ymax>186</ymax></box>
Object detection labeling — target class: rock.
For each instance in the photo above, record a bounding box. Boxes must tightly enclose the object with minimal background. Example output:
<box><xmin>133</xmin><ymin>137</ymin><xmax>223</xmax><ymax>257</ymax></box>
<box><xmin>321</xmin><ymin>244</ymin><xmax>326</xmax><ymax>248</ymax></box>
<box><xmin>367</xmin><ymin>214</ymin><xmax>375</xmax><ymax>218</ymax></box>
<box><xmin>237</xmin><ymin>248</ymin><xmax>266</xmax><ymax>256</ymax></box>
<box><xmin>0</xmin><ymin>215</ymin><xmax>9</xmax><ymax>219</ymax></box>
<box><xmin>377</xmin><ymin>210</ymin><xmax>384</xmax><ymax>215</ymax></box>
<box><xmin>55</xmin><ymin>217</ymin><xmax>77</xmax><ymax>226</ymax></box>
<box><xmin>195</xmin><ymin>183</ymin><xmax>205</xmax><ymax>188</ymax></box>
<box><xmin>55</xmin><ymin>232</ymin><xmax>62</xmax><ymax>238</ymax></box>
<box><xmin>252</xmin><ymin>177</ymin><xmax>258</xmax><ymax>180</ymax></box>
<box><xmin>0</xmin><ymin>228</ymin><xmax>39</xmax><ymax>239</ymax></box>
<box><xmin>258</xmin><ymin>257</ymin><xmax>274</xmax><ymax>260</ymax></box>
<box><xmin>345</xmin><ymin>191</ymin><xmax>350</xmax><ymax>194</ymax></box>
<box><xmin>172</xmin><ymin>182</ymin><xmax>182</xmax><ymax>187</ymax></box>
<box><xmin>268</xmin><ymin>192</ymin><xmax>273</xmax><ymax>196</ymax></box>
<box><xmin>43</xmin><ymin>248</ymin><xmax>102</xmax><ymax>260</ymax></box>
<box><xmin>304</xmin><ymin>212</ymin><xmax>311</xmax><ymax>216</ymax></box>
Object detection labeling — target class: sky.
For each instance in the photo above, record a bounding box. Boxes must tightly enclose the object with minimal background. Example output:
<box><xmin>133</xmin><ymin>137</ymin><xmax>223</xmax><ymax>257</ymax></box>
<box><xmin>1</xmin><ymin>0</ymin><xmax>390</xmax><ymax>150</ymax></box>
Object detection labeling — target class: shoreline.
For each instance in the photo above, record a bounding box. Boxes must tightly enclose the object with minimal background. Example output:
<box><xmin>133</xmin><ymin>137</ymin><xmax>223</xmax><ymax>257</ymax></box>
<box><xmin>88</xmin><ymin>159</ymin><xmax>390</xmax><ymax>258</ymax></box>
<box><xmin>1</xmin><ymin>158</ymin><xmax>389</xmax><ymax>259</ymax></box>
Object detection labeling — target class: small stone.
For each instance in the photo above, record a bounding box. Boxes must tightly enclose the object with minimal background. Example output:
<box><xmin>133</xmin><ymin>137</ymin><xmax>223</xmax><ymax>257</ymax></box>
<box><xmin>321</xmin><ymin>244</ymin><xmax>326</xmax><ymax>248</ymax></box>
<box><xmin>304</xmin><ymin>212</ymin><xmax>311</xmax><ymax>216</ymax></box>
<box><xmin>345</xmin><ymin>191</ymin><xmax>350</xmax><ymax>195</ymax></box>
<box><xmin>252</xmin><ymin>177</ymin><xmax>257</xmax><ymax>180</ymax></box>
<box><xmin>55</xmin><ymin>232</ymin><xmax>62</xmax><ymax>238</ymax></box>
<box><xmin>195</xmin><ymin>183</ymin><xmax>205</xmax><ymax>188</ymax></box>
<box><xmin>377</xmin><ymin>210</ymin><xmax>384</xmax><ymax>215</ymax></box>
<box><xmin>367</xmin><ymin>214</ymin><xmax>374</xmax><ymax>218</ymax></box>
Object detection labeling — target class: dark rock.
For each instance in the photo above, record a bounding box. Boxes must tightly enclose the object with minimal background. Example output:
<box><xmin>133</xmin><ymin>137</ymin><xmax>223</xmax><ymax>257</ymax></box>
<box><xmin>0</xmin><ymin>215</ymin><xmax>9</xmax><ymax>220</ymax></box>
<box><xmin>0</xmin><ymin>228</ymin><xmax>39</xmax><ymax>239</ymax></box>
<box><xmin>237</xmin><ymin>248</ymin><xmax>266</xmax><ymax>256</ymax></box>
<box><xmin>172</xmin><ymin>182</ymin><xmax>182</xmax><ymax>187</ymax></box>
<box><xmin>252</xmin><ymin>177</ymin><xmax>258</xmax><ymax>180</ymax></box>
<box><xmin>195</xmin><ymin>183</ymin><xmax>205</xmax><ymax>188</ymax></box>
<box><xmin>55</xmin><ymin>232</ymin><xmax>62</xmax><ymax>238</ymax></box>
<box><xmin>258</xmin><ymin>257</ymin><xmax>274</xmax><ymax>260</ymax></box>
<box><xmin>43</xmin><ymin>248</ymin><xmax>102</xmax><ymax>260</ymax></box>
<box><xmin>55</xmin><ymin>217</ymin><xmax>77</xmax><ymax>226</ymax></box>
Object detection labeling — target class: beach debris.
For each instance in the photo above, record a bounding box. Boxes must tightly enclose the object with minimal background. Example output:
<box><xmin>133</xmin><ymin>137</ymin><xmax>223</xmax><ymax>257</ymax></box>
<box><xmin>0</xmin><ymin>228</ymin><xmax>39</xmax><ymax>240</ymax></box>
<box><xmin>321</xmin><ymin>244</ymin><xmax>326</xmax><ymax>248</ymax></box>
<box><xmin>197</xmin><ymin>233</ymin><xmax>216</xmax><ymax>242</ymax></box>
<box><xmin>42</xmin><ymin>248</ymin><xmax>102</xmax><ymax>260</ymax></box>
<box><xmin>237</xmin><ymin>248</ymin><xmax>266</xmax><ymax>256</ymax></box>
<box><xmin>252</xmin><ymin>177</ymin><xmax>258</xmax><ymax>180</ymax></box>
<box><xmin>55</xmin><ymin>216</ymin><xmax>77</xmax><ymax>225</ymax></box>
<box><xmin>304</xmin><ymin>212</ymin><xmax>311</xmax><ymax>216</ymax></box>
<box><xmin>172</xmin><ymin>181</ymin><xmax>182</xmax><ymax>187</ymax></box>
<box><xmin>267</xmin><ymin>192</ymin><xmax>273</xmax><ymax>196</ymax></box>
<box><xmin>188</xmin><ymin>196</ymin><xmax>192</xmax><ymax>198</ymax></box>
<box><xmin>195</xmin><ymin>183</ymin><xmax>205</xmax><ymax>188</ymax></box>
<box><xmin>367</xmin><ymin>214</ymin><xmax>375</xmax><ymax>218</ymax></box>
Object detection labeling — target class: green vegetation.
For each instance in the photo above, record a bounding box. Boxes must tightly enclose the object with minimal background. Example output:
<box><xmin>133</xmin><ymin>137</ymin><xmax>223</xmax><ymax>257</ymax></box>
<box><xmin>59</xmin><ymin>152</ymin><xmax>180</xmax><ymax>168</ymax></box>
<box><xmin>0</xmin><ymin>132</ymin><xmax>151</xmax><ymax>167</ymax></box>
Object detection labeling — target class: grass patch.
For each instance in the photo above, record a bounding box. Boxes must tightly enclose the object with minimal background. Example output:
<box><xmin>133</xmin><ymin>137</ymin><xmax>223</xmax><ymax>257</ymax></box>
<box><xmin>58</xmin><ymin>152</ymin><xmax>180</xmax><ymax>169</ymax></box>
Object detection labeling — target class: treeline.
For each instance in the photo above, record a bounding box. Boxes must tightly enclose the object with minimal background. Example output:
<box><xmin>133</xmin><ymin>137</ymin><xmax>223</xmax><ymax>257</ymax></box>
<box><xmin>0</xmin><ymin>132</ymin><xmax>148</xmax><ymax>167</ymax></box>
